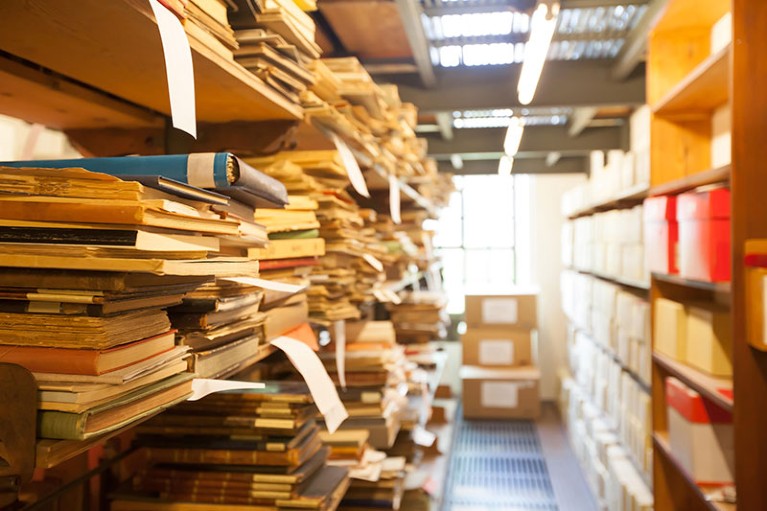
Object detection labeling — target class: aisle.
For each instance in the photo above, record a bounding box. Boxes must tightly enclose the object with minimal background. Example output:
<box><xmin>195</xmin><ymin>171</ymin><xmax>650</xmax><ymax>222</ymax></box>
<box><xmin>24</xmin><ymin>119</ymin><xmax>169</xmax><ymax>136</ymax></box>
<box><xmin>442</xmin><ymin>404</ymin><xmax>596</xmax><ymax>511</ymax></box>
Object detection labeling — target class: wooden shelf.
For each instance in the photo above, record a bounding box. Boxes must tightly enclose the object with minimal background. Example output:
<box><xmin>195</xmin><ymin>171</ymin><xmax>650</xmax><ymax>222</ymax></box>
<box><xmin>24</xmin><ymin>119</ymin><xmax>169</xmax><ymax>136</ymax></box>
<box><xmin>0</xmin><ymin>0</ymin><xmax>302</xmax><ymax>129</ymax></box>
<box><xmin>652</xmin><ymin>272</ymin><xmax>731</xmax><ymax>293</ymax></box>
<box><xmin>649</xmin><ymin>165</ymin><xmax>731</xmax><ymax>197</ymax></box>
<box><xmin>653</xmin><ymin>46</ymin><xmax>731</xmax><ymax>118</ymax></box>
<box><xmin>567</xmin><ymin>183</ymin><xmax>650</xmax><ymax>219</ymax></box>
<box><xmin>572</xmin><ymin>268</ymin><xmax>651</xmax><ymax>291</ymax></box>
<box><xmin>653</xmin><ymin>432</ymin><xmax>736</xmax><ymax>511</ymax></box>
<box><xmin>653</xmin><ymin>352</ymin><xmax>733</xmax><ymax>412</ymax></box>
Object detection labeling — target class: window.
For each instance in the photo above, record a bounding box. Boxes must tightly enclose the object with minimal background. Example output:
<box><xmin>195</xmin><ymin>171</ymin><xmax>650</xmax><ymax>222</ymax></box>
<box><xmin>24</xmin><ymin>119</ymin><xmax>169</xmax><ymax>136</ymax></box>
<box><xmin>432</xmin><ymin>175</ymin><xmax>526</xmax><ymax>314</ymax></box>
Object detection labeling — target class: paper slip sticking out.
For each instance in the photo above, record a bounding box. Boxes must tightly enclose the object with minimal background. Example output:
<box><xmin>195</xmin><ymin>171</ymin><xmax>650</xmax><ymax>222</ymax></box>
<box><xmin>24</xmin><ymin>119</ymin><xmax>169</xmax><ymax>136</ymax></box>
<box><xmin>271</xmin><ymin>336</ymin><xmax>349</xmax><ymax>433</ymax></box>
<box><xmin>329</xmin><ymin>132</ymin><xmax>370</xmax><ymax>198</ymax></box>
<box><xmin>189</xmin><ymin>379</ymin><xmax>266</xmax><ymax>401</ymax></box>
<box><xmin>221</xmin><ymin>276</ymin><xmax>307</xmax><ymax>294</ymax></box>
<box><xmin>148</xmin><ymin>0</ymin><xmax>196</xmax><ymax>138</ymax></box>
<box><xmin>334</xmin><ymin>320</ymin><xmax>347</xmax><ymax>390</ymax></box>
<box><xmin>389</xmin><ymin>174</ymin><xmax>401</xmax><ymax>224</ymax></box>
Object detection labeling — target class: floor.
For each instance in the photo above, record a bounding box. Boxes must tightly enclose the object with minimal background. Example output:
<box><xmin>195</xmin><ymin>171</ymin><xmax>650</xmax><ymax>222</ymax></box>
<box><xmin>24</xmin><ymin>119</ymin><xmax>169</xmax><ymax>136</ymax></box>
<box><xmin>441</xmin><ymin>402</ymin><xmax>597</xmax><ymax>511</ymax></box>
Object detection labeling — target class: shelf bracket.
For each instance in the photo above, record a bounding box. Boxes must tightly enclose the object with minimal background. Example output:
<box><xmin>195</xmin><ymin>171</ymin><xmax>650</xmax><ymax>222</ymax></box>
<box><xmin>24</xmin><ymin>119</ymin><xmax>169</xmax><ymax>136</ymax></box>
<box><xmin>0</xmin><ymin>363</ymin><xmax>37</xmax><ymax>509</ymax></box>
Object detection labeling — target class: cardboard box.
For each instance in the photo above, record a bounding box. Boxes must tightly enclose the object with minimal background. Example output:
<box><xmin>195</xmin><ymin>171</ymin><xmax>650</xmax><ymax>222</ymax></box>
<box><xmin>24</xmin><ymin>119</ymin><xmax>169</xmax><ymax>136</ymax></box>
<box><xmin>461</xmin><ymin>326</ymin><xmax>535</xmax><ymax>368</ymax></box>
<box><xmin>654</xmin><ymin>298</ymin><xmax>687</xmax><ymax>360</ymax></box>
<box><xmin>677</xmin><ymin>189</ymin><xmax>731</xmax><ymax>282</ymax></box>
<box><xmin>460</xmin><ymin>366</ymin><xmax>540</xmax><ymax>419</ymax></box>
<box><xmin>644</xmin><ymin>195</ymin><xmax>678</xmax><ymax>275</ymax></box>
<box><xmin>666</xmin><ymin>377</ymin><xmax>734</xmax><ymax>484</ymax></box>
<box><xmin>464</xmin><ymin>291</ymin><xmax>537</xmax><ymax>329</ymax></box>
<box><xmin>685</xmin><ymin>304</ymin><xmax>733</xmax><ymax>377</ymax></box>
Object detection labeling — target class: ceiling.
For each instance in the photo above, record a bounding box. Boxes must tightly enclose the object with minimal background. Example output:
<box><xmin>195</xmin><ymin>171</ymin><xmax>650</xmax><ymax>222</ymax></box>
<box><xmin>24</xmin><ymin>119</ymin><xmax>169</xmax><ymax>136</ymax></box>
<box><xmin>311</xmin><ymin>0</ymin><xmax>664</xmax><ymax>174</ymax></box>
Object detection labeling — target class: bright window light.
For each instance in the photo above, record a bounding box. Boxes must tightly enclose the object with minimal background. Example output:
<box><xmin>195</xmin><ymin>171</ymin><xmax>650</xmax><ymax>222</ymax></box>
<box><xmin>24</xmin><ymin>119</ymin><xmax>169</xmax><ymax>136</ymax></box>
<box><xmin>463</xmin><ymin>43</ymin><xmax>516</xmax><ymax>66</ymax></box>
<box><xmin>439</xmin><ymin>45</ymin><xmax>462</xmax><ymax>67</ymax></box>
<box><xmin>503</xmin><ymin>117</ymin><xmax>525</xmax><ymax>156</ymax></box>
<box><xmin>517</xmin><ymin>2</ymin><xmax>560</xmax><ymax>105</ymax></box>
<box><xmin>437</xmin><ymin>12</ymin><xmax>513</xmax><ymax>38</ymax></box>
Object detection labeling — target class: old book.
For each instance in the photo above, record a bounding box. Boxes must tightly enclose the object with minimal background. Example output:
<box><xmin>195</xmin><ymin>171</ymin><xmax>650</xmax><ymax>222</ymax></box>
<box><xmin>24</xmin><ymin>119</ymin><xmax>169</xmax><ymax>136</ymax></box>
<box><xmin>254</xmin><ymin>209</ymin><xmax>320</xmax><ymax>233</ymax></box>
<box><xmin>0</xmin><ymin>268</ymin><xmax>211</xmax><ymax>292</ymax></box>
<box><xmin>179</xmin><ymin>316</ymin><xmax>265</xmax><ymax>352</ymax></box>
<box><xmin>173</xmin><ymin>291</ymin><xmax>262</xmax><ymax>313</ymax></box>
<box><xmin>276</xmin><ymin>465</ymin><xmax>350</xmax><ymax>510</ymax></box>
<box><xmin>38</xmin><ymin>359</ymin><xmax>188</xmax><ymax>411</ymax></box>
<box><xmin>37</xmin><ymin>373</ymin><xmax>194</xmax><ymax>440</ymax></box>
<box><xmin>0</xmin><ymin>225</ymin><xmax>220</xmax><ymax>252</ymax></box>
<box><xmin>0</xmin><ymin>292</ymin><xmax>185</xmax><ymax>316</ymax></box>
<box><xmin>0</xmin><ymin>154</ymin><xmax>289</xmax><ymax>208</ymax></box>
<box><xmin>0</xmin><ymin>308</ymin><xmax>171</xmax><ymax>349</ymax></box>
<box><xmin>170</xmin><ymin>302</ymin><xmax>262</xmax><ymax>330</ymax></box>
<box><xmin>0</xmin><ymin>253</ymin><xmax>260</xmax><ymax>276</ymax></box>
<box><xmin>32</xmin><ymin>346</ymin><xmax>190</xmax><ymax>385</ymax></box>
<box><xmin>248</xmin><ymin>238</ymin><xmax>324</xmax><ymax>260</ymax></box>
<box><xmin>0</xmin><ymin>329</ymin><xmax>176</xmax><ymax>375</ymax></box>
<box><xmin>264</xmin><ymin>297</ymin><xmax>309</xmax><ymax>340</ymax></box>
<box><xmin>188</xmin><ymin>332</ymin><xmax>268</xmax><ymax>379</ymax></box>
<box><xmin>144</xmin><ymin>429</ymin><xmax>322</xmax><ymax>466</ymax></box>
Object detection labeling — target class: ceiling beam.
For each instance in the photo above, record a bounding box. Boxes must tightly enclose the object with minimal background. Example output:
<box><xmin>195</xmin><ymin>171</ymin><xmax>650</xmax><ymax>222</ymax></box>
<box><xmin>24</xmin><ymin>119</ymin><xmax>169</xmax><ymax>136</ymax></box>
<box><xmin>393</xmin><ymin>0</ymin><xmax>436</xmax><ymax>87</ymax></box>
<box><xmin>426</xmin><ymin>125</ymin><xmax>623</xmax><ymax>157</ymax></box>
<box><xmin>438</xmin><ymin>156</ymin><xmax>587</xmax><ymax>174</ymax></box>
<box><xmin>612</xmin><ymin>0</ymin><xmax>668</xmax><ymax>80</ymax></box>
<box><xmin>568</xmin><ymin>106</ymin><xmax>598</xmax><ymax>137</ymax></box>
<box><xmin>386</xmin><ymin>60</ymin><xmax>645</xmax><ymax>112</ymax></box>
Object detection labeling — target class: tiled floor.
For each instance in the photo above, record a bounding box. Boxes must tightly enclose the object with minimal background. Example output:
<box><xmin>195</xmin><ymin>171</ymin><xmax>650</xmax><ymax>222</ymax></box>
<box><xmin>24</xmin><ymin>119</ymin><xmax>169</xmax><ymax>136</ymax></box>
<box><xmin>442</xmin><ymin>403</ymin><xmax>597</xmax><ymax>511</ymax></box>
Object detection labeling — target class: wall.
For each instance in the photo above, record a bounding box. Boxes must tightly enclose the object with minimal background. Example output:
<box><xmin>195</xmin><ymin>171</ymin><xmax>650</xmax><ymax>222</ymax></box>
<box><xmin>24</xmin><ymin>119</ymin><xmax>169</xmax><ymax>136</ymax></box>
<box><xmin>521</xmin><ymin>173</ymin><xmax>587</xmax><ymax>400</ymax></box>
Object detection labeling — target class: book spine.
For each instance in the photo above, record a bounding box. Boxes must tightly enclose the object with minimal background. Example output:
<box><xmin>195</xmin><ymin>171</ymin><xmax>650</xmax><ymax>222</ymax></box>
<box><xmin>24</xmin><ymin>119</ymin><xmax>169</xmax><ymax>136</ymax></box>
<box><xmin>0</xmin><ymin>346</ymin><xmax>98</xmax><ymax>374</ymax></box>
<box><xmin>145</xmin><ymin>447</ymin><xmax>293</xmax><ymax>466</ymax></box>
<box><xmin>232</xmin><ymin>157</ymin><xmax>289</xmax><ymax>206</ymax></box>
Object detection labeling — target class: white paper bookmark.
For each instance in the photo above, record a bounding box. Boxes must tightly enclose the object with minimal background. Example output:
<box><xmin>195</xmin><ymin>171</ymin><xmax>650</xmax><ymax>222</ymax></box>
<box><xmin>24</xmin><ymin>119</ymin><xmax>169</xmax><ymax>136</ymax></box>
<box><xmin>148</xmin><ymin>0</ymin><xmax>197</xmax><ymax>138</ymax></box>
<box><xmin>362</xmin><ymin>253</ymin><xmax>384</xmax><ymax>273</ymax></box>
<box><xmin>334</xmin><ymin>320</ymin><xmax>347</xmax><ymax>391</ymax></box>
<box><xmin>271</xmin><ymin>336</ymin><xmax>349</xmax><ymax>433</ymax></box>
<box><xmin>389</xmin><ymin>174</ymin><xmax>402</xmax><ymax>224</ymax></box>
<box><xmin>220</xmin><ymin>276</ymin><xmax>307</xmax><ymax>294</ymax></box>
<box><xmin>329</xmin><ymin>132</ymin><xmax>370</xmax><ymax>198</ymax></box>
<box><xmin>188</xmin><ymin>379</ymin><xmax>265</xmax><ymax>401</ymax></box>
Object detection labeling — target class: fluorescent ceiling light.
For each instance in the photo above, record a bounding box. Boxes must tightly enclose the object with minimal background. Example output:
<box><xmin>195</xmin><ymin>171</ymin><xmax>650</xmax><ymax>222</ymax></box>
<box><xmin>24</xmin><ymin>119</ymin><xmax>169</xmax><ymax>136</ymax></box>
<box><xmin>517</xmin><ymin>1</ymin><xmax>560</xmax><ymax>105</ymax></box>
<box><xmin>450</xmin><ymin>154</ymin><xmax>464</xmax><ymax>170</ymax></box>
<box><xmin>498</xmin><ymin>156</ymin><xmax>514</xmax><ymax>176</ymax></box>
<box><xmin>503</xmin><ymin>116</ymin><xmax>525</xmax><ymax>156</ymax></box>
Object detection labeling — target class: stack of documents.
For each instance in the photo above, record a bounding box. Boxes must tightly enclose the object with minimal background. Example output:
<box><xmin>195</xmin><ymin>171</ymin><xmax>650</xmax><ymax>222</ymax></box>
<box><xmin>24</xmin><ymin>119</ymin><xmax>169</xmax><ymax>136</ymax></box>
<box><xmin>113</xmin><ymin>381</ymin><xmax>350</xmax><ymax>511</ymax></box>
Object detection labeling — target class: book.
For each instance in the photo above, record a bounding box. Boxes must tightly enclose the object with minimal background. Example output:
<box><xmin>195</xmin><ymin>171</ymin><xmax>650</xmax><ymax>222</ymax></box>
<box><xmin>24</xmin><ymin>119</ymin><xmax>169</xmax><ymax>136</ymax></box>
<box><xmin>254</xmin><ymin>209</ymin><xmax>320</xmax><ymax>233</ymax></box>
<box><xmin>0</xmin><ymin>269</ymin><xmax>211</xmax><ymax>292</ymax></box>
<box><xmin>0</xmin><ymin>153</ymin><xmax>289</xmax><ymax>208</ymax></box>
<box><xmin>0</xmin><ymin>225</ymin><xmax>220</xmax><ymax>252</ymax></box>
<box><xmin>37</xmin><ymin>373</ymin><xmax>194</xmax><ymax>440</ymax></box>
<box><xmin>276</xmin><ymin>465</ymin><xmax>350</xmax><ymax>510</ymax></box>
<box><xmin>0</xmin><ymin>330</ymin><xmax>176</xmax><ymax>375</ymax></box>
<box><xmin>0</xmin><ymin>308</ymin><xmax>171</xmax><ymax>349</ymax></box>
<box><xmin>189</xmin><ymin>333</ymin><xmax>270</xmax><ymax>379</ymax></box>
<box><xmin>248</xmin><ymin>238</ymin><xmax>325</xmax><ymax>260</ymax></box>
<box><xmin>120</xmin><ymin>174</ymin><xmax>230</xmax><ymax>205</ymax></box>
<box><xmin>264</xmin><ymin>296</ymin><xmax>309</xmax><ymax>340</ymax></box>
<box><xmin>0</xmin><ymin>195</ymin><xmax>240</xmax><ymax>236</ymax></box>
<box><xmin>170</xmin><ymin>302</ymin><xmax>262</xmax><ymax>330</ymax></box>
<box><xmin>38</xmin><ymin>359</ymin><xmax>188</xmax><ymax>412</ymax></box>
<box><xmin>32</xmin><ymin>346</ymin><xmax>190</xmax><ymax>385</ymax></box>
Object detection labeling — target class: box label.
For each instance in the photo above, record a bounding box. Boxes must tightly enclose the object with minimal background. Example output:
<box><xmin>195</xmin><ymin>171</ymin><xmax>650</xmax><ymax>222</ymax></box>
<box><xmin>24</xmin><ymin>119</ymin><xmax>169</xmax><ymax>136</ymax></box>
<box><xmin>478</xmin><ymin>339</ymin><xmax>515</xmax><ymax>365</ymax></box>
<box><xmin>482</xmin><ymin>298</ymin><xmax>518</xmax><ymax>324</ymax></box>
<box><xmin>481</xmin><ymin>382</ymin><xmax>518</xmax><ymax>408</ymax></box>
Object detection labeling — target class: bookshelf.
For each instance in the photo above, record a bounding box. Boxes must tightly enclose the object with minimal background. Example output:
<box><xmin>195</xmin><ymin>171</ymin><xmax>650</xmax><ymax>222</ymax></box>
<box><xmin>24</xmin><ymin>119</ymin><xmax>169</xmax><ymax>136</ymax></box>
<box><xmin>0</xmin><ymin>0</ymin><xmax>303</xmax><ymax>130</ymax></box>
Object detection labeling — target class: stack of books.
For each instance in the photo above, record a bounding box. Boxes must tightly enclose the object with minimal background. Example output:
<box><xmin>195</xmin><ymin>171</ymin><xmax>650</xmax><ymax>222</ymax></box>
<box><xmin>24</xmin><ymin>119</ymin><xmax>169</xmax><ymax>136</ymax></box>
<box><xmin>230</xmin><ymin>0</ymin><xmax>321</xmax><ymax>106</ymax></box>
<box><xmin>113</xmin><ymin>381</ymin><xmax>350</xmax><ymax>510</ymax></box>
<box><xmin>387</xmin><ymin>292</ymin><xmax>448</xmax><ymax>345</ymax></box>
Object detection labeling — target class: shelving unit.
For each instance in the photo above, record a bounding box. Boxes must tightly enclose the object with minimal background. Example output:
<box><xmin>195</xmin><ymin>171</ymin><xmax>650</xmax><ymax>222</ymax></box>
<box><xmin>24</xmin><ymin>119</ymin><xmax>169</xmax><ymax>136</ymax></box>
<box><xmin>566</xmin><ymin>183</ymin><xmax>649</xmax><ymax>220</ymax></box>
<box><xmin>652</xmin><ymin>352</ymin><xmax>733</xmax><ymax>411</ymax></box>
<box><xmin>571</xmin><ymin>267</ymin><xmax>651</xmax><ymax>292</ymax></box>
<box><xmin>652</xmin><ymin>272</ymin><xmax>731</xmax><ymax>294</ymax></box>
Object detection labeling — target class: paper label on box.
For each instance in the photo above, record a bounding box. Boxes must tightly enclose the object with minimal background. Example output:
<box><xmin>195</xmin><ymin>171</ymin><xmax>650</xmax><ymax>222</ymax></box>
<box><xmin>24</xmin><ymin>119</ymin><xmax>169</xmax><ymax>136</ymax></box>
<box><xmin>481</xmin><ymin>298</ymin><xmax>518</xmax><ymax>324</ymax></box>
<box><xmin>478</xmin><ymin>339</ymin><xmax>515</xmax><ymax>365</ymax></box>
<box><xmin>481</xmin><ymin>381</ymin><xmax>518</xmax><ymax>408</ymax></box>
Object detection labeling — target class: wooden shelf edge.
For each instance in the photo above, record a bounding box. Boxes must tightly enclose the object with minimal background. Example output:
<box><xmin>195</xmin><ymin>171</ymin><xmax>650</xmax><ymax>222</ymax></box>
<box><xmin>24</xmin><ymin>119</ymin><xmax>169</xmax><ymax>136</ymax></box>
<box><xmin>566</xmin><ymin>183</ymin><xmax>650</xmax><ymax>219</ymax></box>
<box><xmin>652</xmin><ymin>272</ymin><xmax>731</xmax><ymax>293</ymax></box>
<box><xmin>569</xmin><ymin>267</ymin><xmax>651</xmax><ymax>291</ymax></box>
<box><xmin>653</xmin><ymin>432</ymin><xmax>736</xmax><ymax>511</ymax></box>
<box><xmin>652</xmin><ymin>45</ymin><xmax>731</xmax><ymax>116</ymax></box>
<box><xmin>649</xmin><ymin>165</ymin><xmax>731</xmax><ymax>197</ymax></box>
<box><xmin>652</xmin><ymin>352</ymin><xmax>733</xmax><ymax>411</ymax></box>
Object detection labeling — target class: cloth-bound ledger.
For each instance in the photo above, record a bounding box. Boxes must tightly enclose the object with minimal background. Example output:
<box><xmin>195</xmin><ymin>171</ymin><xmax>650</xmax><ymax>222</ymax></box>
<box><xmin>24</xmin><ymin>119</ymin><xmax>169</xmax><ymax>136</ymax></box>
<box><xmin>0</xmin><ymin>153</ymin><xmax>288</xmax><ymax>208</ymax></box>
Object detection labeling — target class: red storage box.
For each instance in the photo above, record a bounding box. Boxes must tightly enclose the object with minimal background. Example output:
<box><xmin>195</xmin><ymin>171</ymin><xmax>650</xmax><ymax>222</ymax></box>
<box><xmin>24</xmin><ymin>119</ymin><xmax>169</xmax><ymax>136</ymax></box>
<box><xmin>676</xmin><ymin>189</ymin><xmax>731</xmax><ymax>282</ymax></box>
<box><xmin>666</xmin><ymin>377</ymin><xmax>734</xmax><ymax>485</ymax></box>
<box><xmin>644</xmin><ymin>195</ymin><xmax>678</xmax><ymax>274</ymax></box>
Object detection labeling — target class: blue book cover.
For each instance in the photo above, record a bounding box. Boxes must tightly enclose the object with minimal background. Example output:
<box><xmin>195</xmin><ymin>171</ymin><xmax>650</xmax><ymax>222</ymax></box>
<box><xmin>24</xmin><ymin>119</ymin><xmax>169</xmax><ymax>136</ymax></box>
<box><xmin>0</xmin><ymin>153</ymin><xmax>288</xmax><ymax>208</ymax></box>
